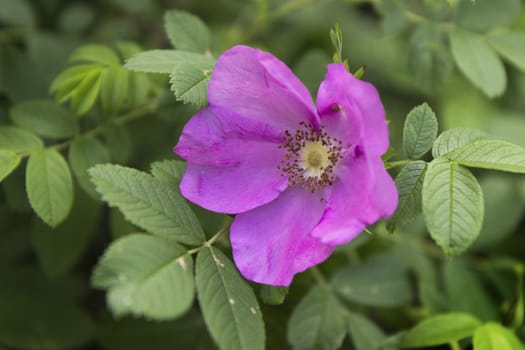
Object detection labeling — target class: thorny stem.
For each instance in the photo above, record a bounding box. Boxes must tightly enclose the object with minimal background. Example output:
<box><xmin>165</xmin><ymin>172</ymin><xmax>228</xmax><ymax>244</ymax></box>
<box><xmin>19</xmin><ymin>101</ymin><xmax>156</xmax><ymax>158</ymax></box>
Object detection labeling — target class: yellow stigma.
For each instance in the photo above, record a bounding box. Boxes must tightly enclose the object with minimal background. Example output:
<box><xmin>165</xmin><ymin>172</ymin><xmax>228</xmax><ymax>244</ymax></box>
<box><xmin>301</xmin><ymin>141</ymin><xmax>330</xmax><ymax>178</ymax></box>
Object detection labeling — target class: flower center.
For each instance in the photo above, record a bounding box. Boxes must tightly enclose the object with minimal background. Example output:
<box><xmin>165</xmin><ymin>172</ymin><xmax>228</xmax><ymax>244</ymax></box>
<box><xmin>278</xmin><ymin>121</ymin><xmax>345</xmax><ymax>192</ymax></box>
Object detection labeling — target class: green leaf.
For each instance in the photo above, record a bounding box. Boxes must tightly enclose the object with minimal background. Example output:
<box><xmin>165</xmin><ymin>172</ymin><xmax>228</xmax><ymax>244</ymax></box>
<box><xmin>0</xmin><ymin>0</ymin><xmax>35</xmax><ymax>27</ymax></box>
<box><xmin>102</xmin><ymin>125</ymin><xmax>133</xmax><ymax>164</ymax></box>
<box><xmin>432</xmin><ymin>128</ymin><xmax>487</xmax><ymax>158</ymax></box>
<box><xmin>446</xmin><ymin>139</ymin><xmax>525</xmax><ymax>173</ymax></box>
<box><xmin>0</xmin><ymin>151</ymin><xmax>21</xmax><ymax>183</ymax></box>
<box><xmin>26</xmin><ymin>149</ymin><xmax>74</xmax><ymax>227</ymax></box>
<box><xmin>449</xmin><ymin>29</ymin><xmax>506</xmax><ymax>98</ymax></box>
<box><xmin>164</xmin><ymin>10</ymin><xmax>211</xmax><ymax>53</ymax></box>
<box><xmin>387</xmin><ymin>161</ymin><xmax>427</xmax><ymax>232</ymax></box>
<box><xmin>347</xmin><ymin>313</ymin><xmax>386</xmax><ymax>350</ymax></box>
<box><xmin>454</xmin><ymin>0</ymin><xmax>522</xmax><ymax>31</ymax></box>
<box><xmin>125</xmin><ymin>50</ymin><xmax>214</xmax><ymax>74</ymax></box>
<box><xmin>169</xmin><ymin>64</ymin><xmax>213</xmax><ymax>107</ymax></box>
<box><xmin>71</xmin><ymin>68</ymin><xmax>103</xmax><ymax>116</ymax></box>
<box><xmin>287</xmin><ymin>286</ymin><xmax>346</xmax><ymax>350</ymax></box>
<box><xmin>92</xmin><ymin>234</ymin><xmax>194</xmax><ymax>320</ymax></box>
<box><xmin>473</xmin><ymin>323</ymin><xmax>525</xmax><ymax>350</ymax></box>
<box><xmin>128</xmin><ymin>72</ymin><xmax>150</xmax><ymax>107</ymax></box>
<box><xmin>33</xmin><ymin>191</ymin><xmax>101</xmax><ymax>277</ymax></box>
<box><xmin>100</xmin><ymin>66</ymin><xmax>129</xmax><ymax>116</ymax></box>
<box><xmin>88</xmin><ymin>164</ymin><xmax>204</xmax><ymax>245</ymax></box>
<box><xmin>422</xmin><ymin>158</ymin><xmax>484</xmax><ymax>255</ymax></box>
<box><xmin>487</xmin><ymin>30</ymin><xmax>525</xmax><ymax>72</ymax></box>
<box><xmin>49</xmin><ymin>64</ymin><xmax>99</xmax><ymax>102</ymax></box>
<box><xmin>401</xmin><ymin>313</ymin><xmax>482</xmax><ymax>348</ymax></box>
<box><xmin>195</xmin><ymin>247</ymin><xmax>265</xmax><ymax>350</ymax></box>
<box><xmin>259</xmin><ymin>285</ymin><xmax>288</xmax><ymax>306</ymax></box>
<box><xmin>10</xmin><ymin>100</ymin><xmax>76</xmax><ymax>139</ymax></box>
<box><xmin>444</xmin><ymin>260</ymin><xmax>498</xmax><ymax>321</ymax></box>
<box><xmin>403</xmin><ymin>103</ymin><xmax>438</xmax><ymax>159</ymax></box>
<box><xmin>0</xmin><ymin>126</ymin><xmax>43</xmax><ymax>152</ymax></box>
<box><xmin>332</xmin><ymin>253</ymin><xmax>412</xmax><ymax>307</ymax></box>
<box><xmin>68</xmin><ymin>137</ymin><xmax>110</xmax><ymax>199</ymax></box>
<box><xmin>69</xmin><ymin>44</ymin><xmax>121</xmax><ymax>66</ymax></box>
<box><xmin>150</xmin><ymin>159</ymin><xmax>186</xmax><ymax>188</ymax></box>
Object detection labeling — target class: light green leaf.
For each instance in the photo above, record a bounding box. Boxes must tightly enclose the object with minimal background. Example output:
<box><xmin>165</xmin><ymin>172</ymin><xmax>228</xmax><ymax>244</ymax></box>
<box><xmin>88</xmin><ymin>164</ymin><xmax>204</xmax><ymax>245</ymax></box>
<box><xmin>444</xmin><ymin>260</ymin><xmax>498</xmax><ymax>321</ymax></box>
<box><xmin>71</xmin><ymin>68</ymin><xmax>103</xmax><ymax>116</ymax></box>
<box><xmin>402</xmin><ymin>313</ymin><xmax>482</xmax><ymax>348</ymax></box>
<box><xmin>259</xmin><ymin>285</ymin><xmax>288</xmax><ymax>306</ymax></box>
<box><xmin>487</xmin><ymin>30</ymin><xmax>525</xmax><ymax>72</ymax></box>
<box><xmin>0</xmin><ymin>126</ymin><xmax>43</xmax><ymax>152</ymax></box>
<box><xmin>128</xmin><ymin>72</ymin><xmax>150</xmax><ymax>107</ymax></box>
<box><xmin>403</xmin><ymin>103</ymin><xmax>438</xmax><ymax>159</ymax></box>
<box><xmin>26</xmin><ymin>149</ymin><xmax>74</xmax><ymax>227</ymax></box>
<box><xmin>449</xmin><ymin>29</ymin><xmax>506</xmax><ymax>98</ymax></box>
<box><xmin>387</xmin><ymin>161</ymin><xmax>427</xmax><ymax>232</ymax></box>
<box><xmin>432</xmin><ymin>128</ymin><xmax>487</xmax><ymax>158</ymax></box>
<box><xmin>125</xmin><ymin>50</ymin><xmax>214</xmax><ymax>74</ymax></box>
<box><xmin>150</xmin><ymin>159</ymin><xmax>186</xmax><ymax>188</ymax></box>
<box><xmin>287</xmin><ymin>286</ymin><xmax>346</xmax><ymax>350</ymax></box>
<box><xmin>347</xmin><ymin>313</ymin><xmax>386</xmax><ymax>350</ymax></box>
<box><xmin>68</xmin><ymin>137</ymin><xmax>110</xmax><ymax>199</ymax></box>
<box><xmin>454</xmin><ymin>0</ymin><xmax>522</xmax><ymax>31</ymax></box>
<box><xmin>332</xmin><ymin>253</ymin><xmax>412</xmax><ymax>307</ymax></box>
<box><xmin>446</xmin><ymin>139</ymin><xmax>525</xmax><ymax>173</ymax></box>
<box><xmin>170</xmin><ymin>65</ymin><xmax>212</xmax><ymax>107</ymax></box>
<box><xmin>164</xmin><ymin>10</ymin><xmax>210</xmax><ymax>53</ymax></box>
<box><xmin>422</xmin><ymin>158</ymin><xmax>484</xmax><ymax>255</ymax></box>
<box><xmin>49</xmin><ymin>64</ymin><xmax>99</xmax><ymax>102</ymax></box>
<box><xmin>10</xmin><ymin>100</ymin><xmax>76</xmax><ymax>139</ymax></box>
<box><xmin>195</xmin><ymin>247</ymin><xmax>265</xmax><ymax>350</ymax></box>
<box><xmin>0</xmin><ymin>150</ymin><xmax>21</xmax><ymax>183</ymax></box>
<box><xmin>0</xmin><ymin>0</ymin><xmax>35</xmax><ymax>27</ymax></box>
<box><xmin>473</xmin><ymin>323</ymin><xmax>525</xmax><ymax>350</ymax></box>
<box><xmin>92</xmin><ymin>234</ymin><xmax>194</xmax><ymax>320</ymax></box>
<box><xmin>69</xmin><ymin>44</ymin><xmax>121</xmax><ymax>66</ymax></box>
<box><xmin>100</xmin><ymin>66</ymin><xmax>129</xmax><ymax>116</ymax></box>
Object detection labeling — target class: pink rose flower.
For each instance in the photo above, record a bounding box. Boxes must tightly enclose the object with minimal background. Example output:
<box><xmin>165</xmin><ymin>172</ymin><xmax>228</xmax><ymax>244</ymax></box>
<box><xmin>174</xmin><ymin>45</ymin><xmax>398</xmax><ymax>286</ymax></box>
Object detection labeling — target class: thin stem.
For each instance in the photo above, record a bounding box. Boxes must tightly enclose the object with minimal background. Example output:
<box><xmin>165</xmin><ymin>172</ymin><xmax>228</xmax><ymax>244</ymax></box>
<box><xmin>385</xmin><ymin>159</ymin><xmax>412</xmax><ymax>169</ymax></box>
<box><xmin>449</xmin><ymin>340</ymin><xmax>461</xmax><ymax>350</ymax></box>
<box><xmin>310</xmin><ymin>266</ymin><xmax>330</xmax><ymax>289</ymax></box>
<box><xmin>20</xmin><ymin>101</ymin><xmax>156</xmax><ymax>158</ymax></box>
<box><xmin>188</xmin><ymin>222</ymin><xmax>231</xmax><ymax>255</ymax></box>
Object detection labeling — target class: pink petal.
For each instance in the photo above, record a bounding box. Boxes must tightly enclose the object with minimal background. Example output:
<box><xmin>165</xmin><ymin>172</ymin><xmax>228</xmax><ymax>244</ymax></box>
<box><xmin>174</xmin><ymin>106</ymin><xmax>288</xmax><ymax>214</ymax></box>
<box><xmin>230</xmin><ymin>187</ymin><xmax>333</xmax><ymax>286</ymax></box>
<box><xmin>317</xmin><ymin>64</ymin><xmax>389</xmax><ymax>156</ymax></box>
<box><xmin>208</xmin><ymin>45</ymin><xmax>319</xmax><ymax>130</ymax></box>
<box><xmin>311</xmin><ymin>153</ymin><xmax>398</xmax><ymax>245</ymax></box>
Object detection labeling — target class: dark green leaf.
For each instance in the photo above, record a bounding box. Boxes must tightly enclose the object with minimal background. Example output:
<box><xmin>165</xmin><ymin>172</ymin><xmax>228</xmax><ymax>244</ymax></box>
<box><xmin>403</xmin><ymin>103</ymin><xmax>438</xmax><ymax>159</ymax></box>
<box><xmin>69</xmin><ymin>137</ymin><xmax>111</xmax><ymax>199</ymax></box>
<box><xmin>150</xmin><ymin>159</ymin><xmax>186</xmax><ymax>188</ymax></box>
<box><xmin>195</xmin><ymin>247</ymin><xmax>265</xmax><ymax>350</ymax></box>
<box><xmin>432</xmin><ymin>128</ymin><xmax>487</xmax><ymax>158</ymax></box>
<box><xmin>26</xmin><ymin>149</ymin><xmax>74</xmax><ymax>227</ymax></box>
<box><xmin>0</xmin><ymin>0</ymin><xmax>35</xmax><ymax>27</ymax></box>
<box><xmin>454</xmin><ymin>0</ymin><xmax>522</xmax><ymax>31</ymax></box>
<box><xmin>449</xmin><ymin>29</ymin><xmax>506</xmax><ymax>98</ymax></box>
<box><xmin>287</xmin><ymin>286</ymin><xmax>346</xmax><ymax>350</ymax></box>
<box><xmin>100</xmin><ymin>66</ymin><xmax>129</xmax><ymax>116</ymax></box>
<box><xmin>259</xmin><ymin>285</ymin><xmax>288</xmax><ymax>305</ymax></box>
<box><xmin>10</xmin><ymin>100</ymin><xmax>76</xmax><ymax>139</ymax></box>
<box><xmin>332</xmin><ymin>253</ymin><xmax>412</xmax><ymax>307</ymax></box>
<box><xmin>422</xmin><ymin>158</ymin><xmax>484</xmax><ymax>255</ymax></box>
<box><xmin>92</xmin><ymin>234</ymin><xmax>194</xmax><ymax>320</ymax></box>
<box><xmin>387</xmin><ymin>161</ymin><xmax>427</xmax><ymax>232</ymax></box>
<box><xmin>164</xmin><ymin>10</ymin><xmax>211</xmax><ymax>53</ymax></box>
<box><xmin>347</xmin><ymin>313</ymin><xmax>386</xmax><ymax>350</ymax></box>
<box><xmin>169</xmin><ymin>64</ymin><xmax>213</xmax><ymax>107</ymax></box>
<box><xmin>89</xmin><ymin>164</ymin><xmax>204</xmax><ymax>245</ymax></box>
<box><xmin>401</xmin><ymin>313</ymin><xmax>482</xmax><ymax>348</ymax></box>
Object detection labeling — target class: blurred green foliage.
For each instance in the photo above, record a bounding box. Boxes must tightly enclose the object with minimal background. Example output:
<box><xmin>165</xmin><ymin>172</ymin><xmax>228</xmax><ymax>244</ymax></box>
<box><xmin>1</xmin><ymin>0</ymin><xmax>525</xmax><ymax>349</ymax></box>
